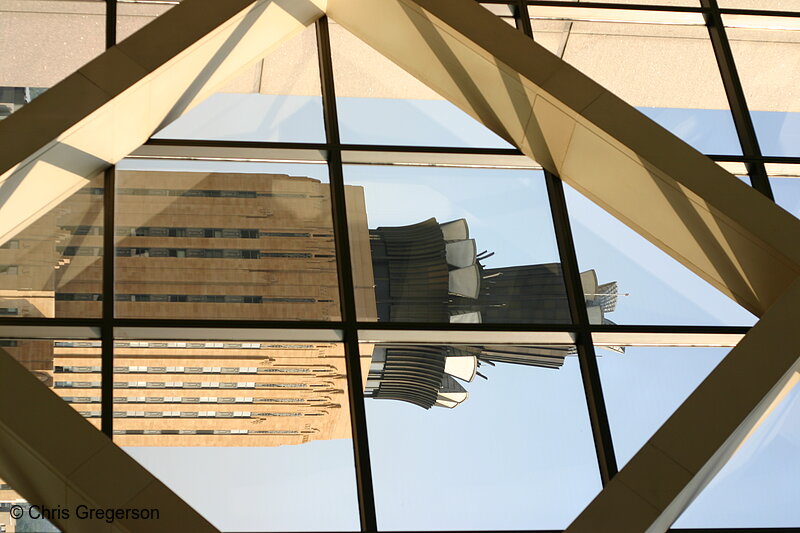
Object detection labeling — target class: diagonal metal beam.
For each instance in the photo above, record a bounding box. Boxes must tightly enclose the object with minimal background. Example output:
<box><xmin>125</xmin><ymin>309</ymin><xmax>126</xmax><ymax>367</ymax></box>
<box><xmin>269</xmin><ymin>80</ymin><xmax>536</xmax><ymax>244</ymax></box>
<box><xmin>566</xmin><ymin>278</ymin><xmax>800</xmax><ymax>533</ymax></box>
<box><xmin>0</xmin><ymin>348</ymin><xmax>219</xmax><ymax>533</ymax></box>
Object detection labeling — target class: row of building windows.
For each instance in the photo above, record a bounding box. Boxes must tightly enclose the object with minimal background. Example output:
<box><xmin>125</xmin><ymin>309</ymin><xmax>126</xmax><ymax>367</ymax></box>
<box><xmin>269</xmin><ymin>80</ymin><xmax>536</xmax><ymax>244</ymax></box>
<box><xmin>64</xmin><ymin>396</ymin><xmax>329</xmax><ymax>404</ymax></box>
<box><xmin>77</xmin><ymin>410</ymin><xmax>306</xmax><ymax>418</ymax></box>
<box><xmin>60</xmin><ymin>225</ymin><xmax>330</xmax><ymax>239</ymax></box>
<box><xmin>56</xmin><ymin>365</ymin><xmax>327</xmax><ymax>374</ymax></box>
<box><xmin>58</xmin><ymin>245</ymin><xmax>322</xmax><ymax>259</ymax></box>
<box><xmin>112</xmin><ymin>429</ymin><xmax>304</xmax><ymax>435</ymax></box>
<box><xmin>80</xmin><ymin>187</ymin><xmax>314</xmax><ymax>199</ymax></box>
<box><xmin>0</xmin><ymin>264</ymin><xmax>17</xmax><ymax>274</ymax></box>
<box><xmin>56</xmin><ymin>381</ymin><xmax>322</xmax><ymax>389</ymax></box>
<box><xmin>0</xmin><ymin>307</ymin><xmax>18</xmax><ymax>315</ymax></box>
<box><xmin>56</xmin><ymin>293</ymin><xmax>321</xmax><ymax>304</ymax></box>
<box><xmin>55</xmin><ymin>341</ymin><xmax>317</xmax><ymax>350</ymax></box>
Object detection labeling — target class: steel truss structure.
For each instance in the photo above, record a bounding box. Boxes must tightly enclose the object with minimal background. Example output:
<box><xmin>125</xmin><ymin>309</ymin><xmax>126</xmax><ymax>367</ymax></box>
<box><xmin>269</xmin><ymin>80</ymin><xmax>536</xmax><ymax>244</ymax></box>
<box><xmin>0</xmin><ymin>0</ymin><xmax>799</xmax><ymax>532</ymax></box>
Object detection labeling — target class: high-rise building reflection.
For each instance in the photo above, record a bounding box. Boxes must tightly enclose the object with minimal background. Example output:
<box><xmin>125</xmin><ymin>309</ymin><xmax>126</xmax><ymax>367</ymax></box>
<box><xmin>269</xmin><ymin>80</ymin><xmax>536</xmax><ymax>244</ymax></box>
<box><xmin>0</xmin><ymin>172</ymin><xmax>619</xmax><ymax>450</ymax></box>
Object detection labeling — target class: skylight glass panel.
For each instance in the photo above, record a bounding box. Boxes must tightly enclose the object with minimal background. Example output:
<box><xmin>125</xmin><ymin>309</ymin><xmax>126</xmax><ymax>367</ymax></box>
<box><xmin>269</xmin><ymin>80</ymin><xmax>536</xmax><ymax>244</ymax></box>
<box><xmin>329</xmin><ymin>21</ymin><xmax>514</xmax><ymax>149</ymax></box>
<box><xmin>531</xmin><ymin>11</ymin><xmax>741</xmax><ymax>154</ymax></box>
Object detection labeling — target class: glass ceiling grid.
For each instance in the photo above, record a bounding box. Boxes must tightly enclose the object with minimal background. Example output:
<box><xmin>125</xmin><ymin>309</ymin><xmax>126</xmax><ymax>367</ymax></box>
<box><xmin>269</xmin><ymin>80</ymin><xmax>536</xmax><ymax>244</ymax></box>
<box><xmin>0</xmin><ymin>0</ymin><xmax>797</xmax><ymax>531</ymax></box>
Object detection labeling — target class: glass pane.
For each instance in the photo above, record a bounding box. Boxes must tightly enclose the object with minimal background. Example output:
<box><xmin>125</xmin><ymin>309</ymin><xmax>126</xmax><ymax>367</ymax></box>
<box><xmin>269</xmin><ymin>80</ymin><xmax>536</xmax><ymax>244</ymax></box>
<box><xmin>532</xmin><ymin>13</ymin><xmax>740</xmax><ymax>154</ymax></box>
<box><xmin>0</xmin><ymin>488</ymin><xmax>60</xmax><ymax>532</ymax></box>
<box><xmin>719</xmin><ymin>0</ymin><xmax>800</xmax><ymax>10</ymax></box>
<box><xmin>0</xmin><ymin>338</ymin><xmax>102</xmax><ymax>431</ymax></box>
<box><xmin>480</xmin><ymin>2</ymin><xmax>516</xmax><ymax>26</ymax></box>
<box><xmin>152</xmin><ymin>24</ymin><xmax>324</xmax><ymax>143</ymax></box>
<box><xmin>596</xmin><ymin>345</ymin><xmax>729</xmax><ymax>467</ymax></box>
<box><xmin>772</xmin><ymin>177</ymin><xmax>800</xmax><ymax>219</ymax></box>
<box><xmin>0</xmin><ymin>0</ymin><xmax>104</xmax><ymax>118</ymax></box>
<box><xmin>114</xmin><ymin>162</ymin><xmax>340</xmax><ymax>321</ymax></box>
<box><xmin>1</xmin><ymin>338</ymin><xmax>58</xmax><ymax>389</ymax></box>
<box><xmin>545</xmin><ymin>0</ymin><xmax>698</xmax><ymax>5</ymax></box>
<box><xmin>3</xmin><ymin>338</ymin><xmax>99</xmax><ymax>423</ymax></box>
<box><xmin>51</xmin><ymin>340</ymin><xmax>104</xmax><ymax>430</ymax></box>
<box><xmin>529</xmin><ymin>5</ymin><xmax>706</xmax><ymax>26</ymax></box>
<box><xmin>329</xmin><ymin>21</ymin><xmax>513</xmax><ymax>148</ymax></box>
<box><xmin>725</xmin><ymin>21</ymin><xmax>800</xmax><ymax>157</ymax></box>
<box><xmin>0</xmin><ymin>177</ymin><xmax>103</xmax><ymax>319</ymax></box>
<box><xmin>114</xmin><ymin>339</ymin><xmax>359</xmax><ymax>532</ymax></box>
<box><xmin>563</xmin><ymin>182</ymin><xmax>757</xmax><ymax>325</ymax></box>
<box><xmin>675</xmin><ymin>374</ymin><xmax>800</xmax><ymax>528</ymax></box>
<box><xmin>344</xmin><ymin>166</ymin><xmax>584</xmax><ymax>324</ymax></box>
<box><xmin>765</xmin><ymin>162</ymin><xmax>800</xmax><ymax>179</ymax></box>
<box><xmin>364</xmin><ymin>341</ymin><xmax>600</xmax><ymax>529</ymax></box>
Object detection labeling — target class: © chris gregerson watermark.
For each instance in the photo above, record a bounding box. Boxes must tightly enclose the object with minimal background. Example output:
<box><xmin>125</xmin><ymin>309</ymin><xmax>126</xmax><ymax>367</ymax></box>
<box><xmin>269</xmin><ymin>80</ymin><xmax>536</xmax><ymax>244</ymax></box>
<box><xmin>8</xmin><ymin>504</ymin><xmax>160</xmax><ymax>524</ymax></box>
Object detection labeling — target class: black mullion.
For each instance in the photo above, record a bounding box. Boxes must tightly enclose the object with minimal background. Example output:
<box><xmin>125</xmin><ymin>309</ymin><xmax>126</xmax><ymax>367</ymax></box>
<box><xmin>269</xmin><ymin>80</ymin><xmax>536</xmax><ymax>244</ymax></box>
<box><xmin>101</xmin><ymin>167</ymin><xmax>115</xmax><ymax>437</ymax></box>
<box><xmin>141</xmin><ymin>137</ymin><xmax>800</xmax><ymax>163</ymax></box>
<box><xmin>0</xmin><ymin>316</ymin><xmax>753</xmax><ymax>336</ymax></box>
<box><xmin>700</xmin><ymin>0</ymin><xmax>774</xmax><ymax>200</ymax></box>
<box><xmin>589</xmin><ymin>324</ymin><xmax>750</xmax><ymax>335</ymax></box>
<box><xmin>719</xmin><ymin>7</ymin><xmax>800</xmax><ymax>18</ymax></box>
<box><xmin>524</xmin><ymin>0</ymin><xmax>705</xmax><ymax>13</ymax></box>
<box><xmin>105</xmin><ymin>0</ymin><xmax>116</xmax><ymax>49</ymax></box>
<box><xmin>355</xmin><ymin>322</ymin><xmax>577</xmax><ymax>332</ymax></box>
<box><xmin>100</xmin><ymin>0</ymin><xmax>116</xmax><ymax>439</ymax></box>
<box><xmin>99</xmin><ymin>0</ymin><xmax>117</xmax><ymax>439</ymax></box>
<box><xmin>142</xmin><ymin>137</ymin><xmax>800</xmax><ymax>165</ymax></box>
<box><xmin>544</xmin><ymin>171</ymin><xmax>618</xmax><ymax>485</ymax></box>
<box><xmin>315</xmin><ymin>16</ymin><xmax>378</xmax><ymax>532</ymax></box>
<box><xmin>317</xmin><ymin>18</ymin><xmax>342</xmax><ymax>148</ymax></box>
<box><xmin>516</xmin><ymin>2</ymin><xmax>618</xmax><ymax>485</ymax></box>
<box><xmin>512</xmin><ymin>0</ymin><xmax>534</xmax><ymax>38</ymax></box>
<box><xmin>342</xmin><ymin>144</ymin><xmax>522</xmax><ymax>156</ymax></box>
<box><xmin>145</xmin><ymin>137</ymin><xmax>525</xmax><ymax>155</ymax></box>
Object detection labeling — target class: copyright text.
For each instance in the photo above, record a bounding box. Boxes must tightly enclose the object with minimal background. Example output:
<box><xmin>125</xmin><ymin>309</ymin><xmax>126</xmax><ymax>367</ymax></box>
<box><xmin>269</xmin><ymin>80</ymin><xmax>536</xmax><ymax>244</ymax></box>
<box><xmin>8</xmin><ymin>504</ymin><xmax>160</xmax><ymax>524</ymax></box>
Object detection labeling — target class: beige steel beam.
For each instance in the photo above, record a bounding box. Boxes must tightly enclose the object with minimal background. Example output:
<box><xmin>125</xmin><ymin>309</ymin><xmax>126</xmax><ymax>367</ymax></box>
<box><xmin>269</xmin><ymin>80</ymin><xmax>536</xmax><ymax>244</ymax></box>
<box><xmin>326</xmin><ymin>0</ymin><xmax>800</xmax><ymax>317</ymax></box>
<box><xmin>0</xmin><ymin>0</ymin><xmax>326</xmax><ymax>248</ymax></box>
<box><xmin>0</xmin><ymin>349</ymin><xmax>219</xmax><ymax>533</ymax></box>
<box><xmin>566</xmin><ymin>278</ymin><xmax>800</xmax><ymax>533</ymax></box>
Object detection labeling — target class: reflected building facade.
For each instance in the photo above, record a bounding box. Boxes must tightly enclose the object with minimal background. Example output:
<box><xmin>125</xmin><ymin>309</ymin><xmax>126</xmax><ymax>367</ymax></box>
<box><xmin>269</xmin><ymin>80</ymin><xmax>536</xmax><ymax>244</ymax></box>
<box><xmin>57</xmin><ymin>340</ymin><xmax>363</xmax><ymax>447</ymax></box>
<box><xmin>1</xmin><ymin>171</ymin><xmax>618</xmax><ymax>448</ymax></box>
<box><xmin>366</xmin><ymin>216</ymin><xmax>619</xmax><ymax>407</ymax></box>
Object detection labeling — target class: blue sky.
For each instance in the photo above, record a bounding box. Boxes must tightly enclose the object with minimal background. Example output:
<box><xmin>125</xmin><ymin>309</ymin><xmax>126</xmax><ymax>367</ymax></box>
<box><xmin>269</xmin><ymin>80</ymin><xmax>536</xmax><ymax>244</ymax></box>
<box><xmin>153</xmin><ymin>93</ymin><xmax>800</xmax><ymax>158</ymax></box>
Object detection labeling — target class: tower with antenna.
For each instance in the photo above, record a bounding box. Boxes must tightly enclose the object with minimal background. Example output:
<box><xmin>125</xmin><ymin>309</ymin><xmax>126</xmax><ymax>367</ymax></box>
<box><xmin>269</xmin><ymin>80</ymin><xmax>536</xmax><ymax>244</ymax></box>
<box><xmin>365</xmin><ymin>217</ymin><xmax>623</xmax><ymax>409</ymax></box>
